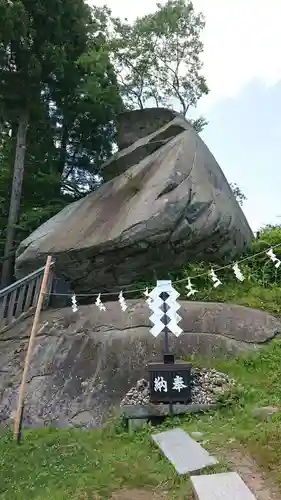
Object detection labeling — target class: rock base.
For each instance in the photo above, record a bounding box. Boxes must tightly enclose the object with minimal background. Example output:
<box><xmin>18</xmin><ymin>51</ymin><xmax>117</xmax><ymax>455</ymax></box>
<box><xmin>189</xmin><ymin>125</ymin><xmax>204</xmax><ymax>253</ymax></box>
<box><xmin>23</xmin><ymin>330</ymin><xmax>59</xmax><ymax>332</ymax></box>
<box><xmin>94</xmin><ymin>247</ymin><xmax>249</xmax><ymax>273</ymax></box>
<box><xmin>120</xmin><ymin>368</ymin><xmax>236</xmax><ymax>407</ymax></box>
<box><xmin>120</xmin><ymin>366</ymin><xmax>236</xmax><ymax>432</ymax></box>
<box><xmin>122</xmin><ymin>402</ymin><xmax>218</xmax><ymax>420</ymax></box>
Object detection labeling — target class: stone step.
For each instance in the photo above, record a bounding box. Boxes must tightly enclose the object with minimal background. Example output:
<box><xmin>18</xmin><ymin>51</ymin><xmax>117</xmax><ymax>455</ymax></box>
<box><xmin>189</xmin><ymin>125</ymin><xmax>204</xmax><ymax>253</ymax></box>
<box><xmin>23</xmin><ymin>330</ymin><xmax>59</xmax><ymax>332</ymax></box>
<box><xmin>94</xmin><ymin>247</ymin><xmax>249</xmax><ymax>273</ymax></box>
<box><xmin>191</xmin><ymin>472</ymin><xmax>257</xmax><ymax>500</ymax></box>
<box><xmin>151</xmin><ymin>427</ymin><xmax>217</xmax><ymax>475</ymax></box>
<box><xmin>122</xmin><ymin>403</ymin><xmax>217</xmax><ymax>420</ymax></box>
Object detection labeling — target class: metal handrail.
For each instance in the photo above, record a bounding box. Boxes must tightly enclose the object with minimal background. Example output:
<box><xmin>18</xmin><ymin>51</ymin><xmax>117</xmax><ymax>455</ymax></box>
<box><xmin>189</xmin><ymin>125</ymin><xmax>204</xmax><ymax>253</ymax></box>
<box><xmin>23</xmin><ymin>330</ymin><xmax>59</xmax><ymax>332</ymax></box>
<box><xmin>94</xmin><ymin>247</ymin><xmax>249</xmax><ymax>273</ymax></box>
<box><xmin>0</xmin><ymin>261</ymin><xmax>55</xmax><ymax>334</ymax></box>
<box><xmin>0</xmin><ymin>262</ymin><xmax>55</xmax><ymax>298</ymax></box>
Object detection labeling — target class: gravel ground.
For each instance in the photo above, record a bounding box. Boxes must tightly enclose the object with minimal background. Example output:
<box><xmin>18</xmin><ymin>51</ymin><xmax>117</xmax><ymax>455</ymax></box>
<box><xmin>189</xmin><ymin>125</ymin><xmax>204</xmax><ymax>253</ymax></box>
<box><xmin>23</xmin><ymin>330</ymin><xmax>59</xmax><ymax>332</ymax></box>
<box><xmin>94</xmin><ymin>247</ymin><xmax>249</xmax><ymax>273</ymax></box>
<box><xmin>120</xmin><ymin>368</ymin><xmax>236</xmax><ymax>406</ymax></box>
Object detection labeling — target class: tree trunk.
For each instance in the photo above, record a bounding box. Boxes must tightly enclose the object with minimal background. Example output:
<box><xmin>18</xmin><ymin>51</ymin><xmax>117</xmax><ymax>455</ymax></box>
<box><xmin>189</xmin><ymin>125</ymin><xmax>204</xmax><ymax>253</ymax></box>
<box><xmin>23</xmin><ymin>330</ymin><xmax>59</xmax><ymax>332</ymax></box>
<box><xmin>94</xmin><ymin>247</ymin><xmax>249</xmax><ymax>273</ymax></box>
<box><xmin>1</xmin><ymin>110</ymin><xmax>29</xmax><ymax>288</ymax></box>
<box><xmin>58</xmin><ymin>121</ymin><xmax>68</xmax><ymax>176</ymax></box>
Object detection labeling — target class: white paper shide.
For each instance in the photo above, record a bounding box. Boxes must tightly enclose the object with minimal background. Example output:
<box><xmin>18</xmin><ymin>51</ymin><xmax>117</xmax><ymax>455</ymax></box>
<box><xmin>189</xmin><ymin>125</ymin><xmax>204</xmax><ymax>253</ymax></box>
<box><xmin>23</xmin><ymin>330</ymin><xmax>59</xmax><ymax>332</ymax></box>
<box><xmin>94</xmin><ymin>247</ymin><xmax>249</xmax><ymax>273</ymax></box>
<box><xmin>148</xmin><ymin>280</ymin><xmax>182</xmax><ymax>337</ymax></box>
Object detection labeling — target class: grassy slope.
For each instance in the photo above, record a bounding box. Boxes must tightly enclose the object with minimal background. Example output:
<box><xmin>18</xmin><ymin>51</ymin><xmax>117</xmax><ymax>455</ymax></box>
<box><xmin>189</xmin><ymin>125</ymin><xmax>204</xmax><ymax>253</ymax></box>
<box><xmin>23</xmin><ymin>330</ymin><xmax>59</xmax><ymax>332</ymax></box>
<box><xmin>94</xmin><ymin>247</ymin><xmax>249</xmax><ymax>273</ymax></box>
<box><xmin>179</xmin><ymin>281</ymin><xmax>281</xmax><ymax>317</ymax></box>
<box><xmin>1</xmin><ymin>283</ymin><xmax>281</xmax><ymax>499</ymax></box>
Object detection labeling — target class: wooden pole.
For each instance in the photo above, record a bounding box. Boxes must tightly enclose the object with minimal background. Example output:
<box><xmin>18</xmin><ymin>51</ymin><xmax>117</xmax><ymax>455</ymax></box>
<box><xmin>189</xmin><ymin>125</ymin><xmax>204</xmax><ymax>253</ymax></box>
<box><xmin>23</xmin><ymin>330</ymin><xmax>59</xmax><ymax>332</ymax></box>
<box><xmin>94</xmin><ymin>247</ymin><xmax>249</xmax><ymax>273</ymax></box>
<box><xmin>13</xmin><ymin>255</ymin><xmax>53</xmax><ymax>443</ymax></box>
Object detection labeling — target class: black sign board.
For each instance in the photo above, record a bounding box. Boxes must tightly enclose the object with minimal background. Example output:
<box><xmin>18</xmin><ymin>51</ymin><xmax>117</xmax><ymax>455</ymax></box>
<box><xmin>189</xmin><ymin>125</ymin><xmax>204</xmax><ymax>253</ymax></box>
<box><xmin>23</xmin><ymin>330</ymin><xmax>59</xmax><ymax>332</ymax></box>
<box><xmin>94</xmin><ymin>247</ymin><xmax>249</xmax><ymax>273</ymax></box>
<box><xmin>147</xmin><ymin>362</ymin><xmax>192</xmax><ymax>404</ymax></box>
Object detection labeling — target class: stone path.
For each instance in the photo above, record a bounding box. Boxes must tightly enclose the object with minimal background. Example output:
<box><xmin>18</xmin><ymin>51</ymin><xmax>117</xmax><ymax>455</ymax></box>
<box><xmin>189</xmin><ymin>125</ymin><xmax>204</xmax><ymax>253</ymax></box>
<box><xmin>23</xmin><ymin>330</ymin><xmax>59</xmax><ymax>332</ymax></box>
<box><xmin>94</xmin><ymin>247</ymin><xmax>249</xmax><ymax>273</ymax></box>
<box><xmin>152</xmin><ymin>428</ymin><xmax>217</xmax><ymax>474</ymax></box>
<box><xmin>191</xmin><ymin>472</ymin><xmax>257</xmax><ymax>499</ymax></box>
<box><xmin>151</xmin><ymin>427</ymin><xmax>259</xmax><ymax>499</ymax></box>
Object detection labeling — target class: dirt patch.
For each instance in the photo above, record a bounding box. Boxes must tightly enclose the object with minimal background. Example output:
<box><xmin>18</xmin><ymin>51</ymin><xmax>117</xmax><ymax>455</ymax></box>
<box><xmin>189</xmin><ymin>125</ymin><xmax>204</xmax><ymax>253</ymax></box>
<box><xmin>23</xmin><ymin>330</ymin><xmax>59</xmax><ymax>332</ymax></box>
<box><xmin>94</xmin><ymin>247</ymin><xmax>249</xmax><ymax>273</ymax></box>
<box><xmin>110</xmin><ymin>489</ymin><xmax>169</xmax><ymax>500</ymax></box>
<box><xmin>225</xmin><ymin>448</ymin><xmax>281</xmax><ymax>500</ymax></box>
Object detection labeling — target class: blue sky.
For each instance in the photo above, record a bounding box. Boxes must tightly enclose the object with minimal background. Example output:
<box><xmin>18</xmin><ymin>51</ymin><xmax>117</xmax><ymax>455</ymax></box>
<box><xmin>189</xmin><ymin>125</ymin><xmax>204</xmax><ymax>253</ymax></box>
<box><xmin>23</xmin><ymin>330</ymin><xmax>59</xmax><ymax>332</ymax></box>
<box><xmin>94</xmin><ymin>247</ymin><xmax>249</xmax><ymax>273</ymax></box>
<box><xmin>200</xmin><ymin>80</ymin><xmax>281</xmax><ymax>230</ymax></box>
<box><xmin>91</xmin><ymin>0</ymin><xmax>281</xmax><ymax>231</ymax></box>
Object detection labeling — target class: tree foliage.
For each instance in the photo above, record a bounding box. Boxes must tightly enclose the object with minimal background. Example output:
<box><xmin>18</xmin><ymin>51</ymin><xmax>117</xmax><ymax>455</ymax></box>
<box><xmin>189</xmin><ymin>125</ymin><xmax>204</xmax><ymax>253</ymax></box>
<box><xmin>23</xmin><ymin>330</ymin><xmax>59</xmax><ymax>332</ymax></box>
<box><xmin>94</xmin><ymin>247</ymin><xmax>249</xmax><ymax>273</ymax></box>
<box><xmin>0</xmin><ymin>0</ymin><xmax>123</xmax><ymax>284</ymax></box>
<box><xmin>109</xmin><ymin>0</ymin><xmax>209</xmax><ymax>131</ymax></box>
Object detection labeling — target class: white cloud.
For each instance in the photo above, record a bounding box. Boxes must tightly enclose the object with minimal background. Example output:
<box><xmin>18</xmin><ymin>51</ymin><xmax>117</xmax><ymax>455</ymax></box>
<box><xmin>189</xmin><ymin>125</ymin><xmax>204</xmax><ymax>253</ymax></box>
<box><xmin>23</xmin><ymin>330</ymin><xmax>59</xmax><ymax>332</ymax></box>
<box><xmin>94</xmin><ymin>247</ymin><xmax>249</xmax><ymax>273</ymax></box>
<box><xmin>89</xmin><ymin>0</ymin><xmax>281</xmax><ymax>108</ymax></box>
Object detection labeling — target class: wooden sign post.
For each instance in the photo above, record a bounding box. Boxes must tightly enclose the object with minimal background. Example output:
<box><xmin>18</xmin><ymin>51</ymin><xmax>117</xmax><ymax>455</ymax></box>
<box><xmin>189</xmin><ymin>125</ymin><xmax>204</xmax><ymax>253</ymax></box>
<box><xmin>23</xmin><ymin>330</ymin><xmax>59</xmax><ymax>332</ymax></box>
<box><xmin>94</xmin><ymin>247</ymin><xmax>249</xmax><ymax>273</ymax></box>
<box><xmin>147</xmin><ymin>280</ymin><xmax>190</xmax><ymax>415</ymax></box>
<box><xmin>13</xmin><ymin>255</ymin><xmax>53</xmax><ymax>443</ymax></box>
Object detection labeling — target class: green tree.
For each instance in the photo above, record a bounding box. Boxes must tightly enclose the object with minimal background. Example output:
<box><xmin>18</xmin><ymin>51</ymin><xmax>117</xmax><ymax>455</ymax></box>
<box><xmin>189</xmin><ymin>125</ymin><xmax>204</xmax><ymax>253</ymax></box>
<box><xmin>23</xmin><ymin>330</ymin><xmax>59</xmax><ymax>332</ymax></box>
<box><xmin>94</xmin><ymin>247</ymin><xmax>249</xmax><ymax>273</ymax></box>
<box><xmin>0</xmin><ymin>0</ymin><xmax>93</xmax><ymax>286</ymax></box>
<box><xmin>49</xmin><ymin>6</ymin><xmax>123</xmax><ymax>193</ymax></box>
<box><xmin>109</xmin><ymin>0</ymin><xmax>209</xmax><ymax>131</ymax></box>
<box><xmin>60</xmin><ymin>39</ymin><xmax>123</xmax><ymax>194</ymax></box>
<box><xmin>0</xmin><ymin>0</ymin><xmax>122</xmax><ymax>286</ymax></box>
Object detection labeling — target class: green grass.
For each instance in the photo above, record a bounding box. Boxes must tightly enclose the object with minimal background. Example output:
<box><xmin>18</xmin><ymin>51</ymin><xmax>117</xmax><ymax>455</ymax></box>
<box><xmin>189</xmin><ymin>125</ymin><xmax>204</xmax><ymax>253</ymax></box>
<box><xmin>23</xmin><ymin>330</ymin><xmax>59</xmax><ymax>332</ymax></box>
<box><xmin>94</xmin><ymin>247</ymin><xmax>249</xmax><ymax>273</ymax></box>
<box><xmin>176</xmin><ymin>279</ymin><xmax>281</xmax><ymax>317</ymax></box>
<box><xmin>198</xmin><ymin>282</ymin><xmax>281</xmax><ymax>316</ymax></box>
<box><xmin>2</xmin><ymin>338</ymin><xmax>281</xmax><ymax>499</ymax></box>
<box><xmin>185</xmin><ymin>339</ymin><xmax>281</xmax><ymax>465</ymax></box>
<box><xmin>0</xmin><ymin>423</ymin><xmax>198</xmax><ymax>500</ymax></box>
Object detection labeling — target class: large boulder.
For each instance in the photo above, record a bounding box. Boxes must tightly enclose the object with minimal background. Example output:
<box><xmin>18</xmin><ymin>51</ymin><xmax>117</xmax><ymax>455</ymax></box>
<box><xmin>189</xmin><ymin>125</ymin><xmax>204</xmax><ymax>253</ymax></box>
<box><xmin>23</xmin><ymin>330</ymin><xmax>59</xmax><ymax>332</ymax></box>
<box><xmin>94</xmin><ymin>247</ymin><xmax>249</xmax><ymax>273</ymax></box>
<box><xmin>115</xmin><ymin>107</ymin><xmax>182</xmax><ymax>150</ymax></box>
<box><xmin>0</xmin><ymin>300</ymin><xmax>280</xmax><ymax>428</ymax></box>
<box><xmin>15</xmin><ymin>108</ymin><xmax>253</xmax><ymax>292</ymax></box>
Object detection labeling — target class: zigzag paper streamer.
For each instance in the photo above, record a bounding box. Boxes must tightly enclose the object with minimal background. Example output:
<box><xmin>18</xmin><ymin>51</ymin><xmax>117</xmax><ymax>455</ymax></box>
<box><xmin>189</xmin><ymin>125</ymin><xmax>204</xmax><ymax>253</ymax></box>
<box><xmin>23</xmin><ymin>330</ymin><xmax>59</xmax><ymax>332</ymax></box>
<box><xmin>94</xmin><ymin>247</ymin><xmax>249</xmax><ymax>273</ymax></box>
<box><xmin>119</xmin><ymin>291</ymin><xmax>128</xmax><ymax>311</ymax></box>
<box><xmin>95</xmin><ymin>293</ymin><xmax>106</xmax><ymax>311</ymax></box>
<box><xmin>210</xmin><ymin>268</ymin><xmax>222</xmax><ymax>288</ymax></box>
<box><xmin>185</xmin><ymin>277</ymin><xmax>198</xmax><ymax>297</ymax></box>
